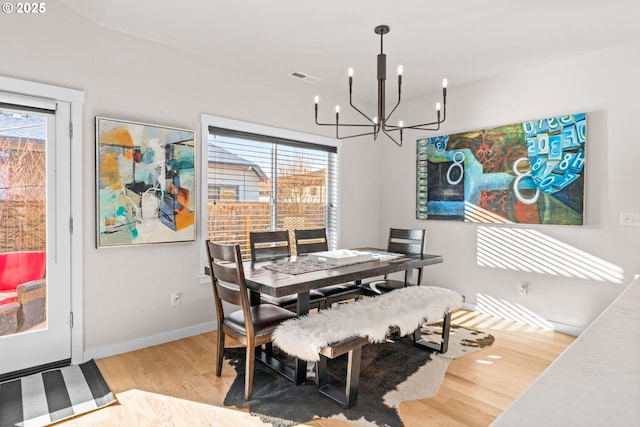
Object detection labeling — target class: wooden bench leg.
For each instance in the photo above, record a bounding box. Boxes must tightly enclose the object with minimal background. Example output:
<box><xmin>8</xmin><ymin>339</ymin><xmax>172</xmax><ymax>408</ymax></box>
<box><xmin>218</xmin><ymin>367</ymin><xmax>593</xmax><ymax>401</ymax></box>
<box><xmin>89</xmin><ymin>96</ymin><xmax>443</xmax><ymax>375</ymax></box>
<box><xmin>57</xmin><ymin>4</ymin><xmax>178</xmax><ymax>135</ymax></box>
<box><xmin>315</xmin><ymin>345</ymin><xmax>362</xmax><ymax>408</ymax></box>
<box><xmin>413</xmin><ymin>311</ymin><xmax>452</xmax><ymax>353</ymax></box>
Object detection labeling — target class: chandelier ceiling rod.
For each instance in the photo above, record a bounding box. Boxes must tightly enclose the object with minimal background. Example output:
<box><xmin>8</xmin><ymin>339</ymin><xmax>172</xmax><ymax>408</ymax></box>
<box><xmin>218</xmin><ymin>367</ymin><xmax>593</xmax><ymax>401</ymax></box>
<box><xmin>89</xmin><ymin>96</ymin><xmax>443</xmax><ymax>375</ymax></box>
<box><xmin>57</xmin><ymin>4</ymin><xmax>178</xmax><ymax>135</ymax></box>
<box><xmin>314</xmin><ymin>25</ymin><xmax>448</xmax><ymax>147</ymax></box>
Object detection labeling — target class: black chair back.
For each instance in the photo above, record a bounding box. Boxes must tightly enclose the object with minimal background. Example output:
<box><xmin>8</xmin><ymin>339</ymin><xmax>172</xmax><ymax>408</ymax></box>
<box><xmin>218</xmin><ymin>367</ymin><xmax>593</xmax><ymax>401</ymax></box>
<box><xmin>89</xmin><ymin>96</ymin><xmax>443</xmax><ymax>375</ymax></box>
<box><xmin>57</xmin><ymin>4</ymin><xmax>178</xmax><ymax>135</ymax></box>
<box><xmin>387</xmin><ymin>228</ymin><xmax>426</xmax><ymax>255</ymax></box>
<box><xmin>205</xmin><ymin>240</ymin><xmax>254</xmax><ymax>337</ymax></box>
<box><xmin>386</xmin><ymin>228</ymin><xmax>426</xmax><ymax>286</ymax></box>
<box><xmin>294</xmin><ymin>228</ymin><xmax>329</xmax><ymax>255</ymax></box>
<box><xmin>249</xmin><ymin>230</ymin><xmax>291</xmax><ymax>261</ymax></box>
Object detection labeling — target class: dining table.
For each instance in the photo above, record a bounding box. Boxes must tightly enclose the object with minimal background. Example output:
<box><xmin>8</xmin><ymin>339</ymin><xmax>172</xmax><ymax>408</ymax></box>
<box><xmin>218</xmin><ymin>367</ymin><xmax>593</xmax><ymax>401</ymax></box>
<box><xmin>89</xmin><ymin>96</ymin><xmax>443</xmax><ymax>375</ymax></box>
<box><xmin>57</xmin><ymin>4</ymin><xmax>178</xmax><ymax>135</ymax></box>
<box><xmin>237</xmin><ymin>247</ymin><xmax>445</xmax><ymax>384</ymax></box>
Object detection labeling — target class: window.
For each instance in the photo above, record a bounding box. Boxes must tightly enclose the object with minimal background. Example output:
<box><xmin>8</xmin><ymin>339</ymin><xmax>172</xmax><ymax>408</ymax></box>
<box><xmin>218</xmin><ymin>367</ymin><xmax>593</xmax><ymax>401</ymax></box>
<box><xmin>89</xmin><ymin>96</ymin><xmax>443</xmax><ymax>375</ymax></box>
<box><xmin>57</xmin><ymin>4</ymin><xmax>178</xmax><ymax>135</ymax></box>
<box><xmin>0</xmin><ymin>110</ymin><xmax>47</xmax><ymax>251</ymax></box>
<box><xmin>209</xmin><ymin>185</ymin><xmax>239</xmax><ymax>201</ymax></box>
<box><xmin>207</xmin><ymin>125</ymin><xmax>338</xmax><ymax>259</ymax></box>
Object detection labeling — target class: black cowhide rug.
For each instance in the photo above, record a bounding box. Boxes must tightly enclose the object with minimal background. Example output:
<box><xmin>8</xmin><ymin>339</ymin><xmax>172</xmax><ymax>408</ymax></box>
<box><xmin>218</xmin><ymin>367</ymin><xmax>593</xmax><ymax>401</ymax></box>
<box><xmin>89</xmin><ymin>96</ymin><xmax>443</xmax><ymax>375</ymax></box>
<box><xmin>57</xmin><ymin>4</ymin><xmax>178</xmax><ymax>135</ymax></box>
<box><xmin>223</xmin><ymin>324</ymin><xmax>494</xmax><ymax>427</ymax></box>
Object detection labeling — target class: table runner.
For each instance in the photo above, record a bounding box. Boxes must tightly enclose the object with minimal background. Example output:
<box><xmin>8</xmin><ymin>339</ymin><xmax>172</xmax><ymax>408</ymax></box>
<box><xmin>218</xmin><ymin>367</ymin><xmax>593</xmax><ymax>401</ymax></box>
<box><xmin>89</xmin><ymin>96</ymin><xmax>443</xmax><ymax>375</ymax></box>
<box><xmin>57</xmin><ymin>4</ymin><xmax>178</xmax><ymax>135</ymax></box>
<box><xmin>262</xmin><ymin>259</ymin><xmax>333</xmax><ymax>275</ymax></box>
<box><xmin>261</xmin><ymin>251</ymin><xmax>405</xmax><ymax>276</ymax></box>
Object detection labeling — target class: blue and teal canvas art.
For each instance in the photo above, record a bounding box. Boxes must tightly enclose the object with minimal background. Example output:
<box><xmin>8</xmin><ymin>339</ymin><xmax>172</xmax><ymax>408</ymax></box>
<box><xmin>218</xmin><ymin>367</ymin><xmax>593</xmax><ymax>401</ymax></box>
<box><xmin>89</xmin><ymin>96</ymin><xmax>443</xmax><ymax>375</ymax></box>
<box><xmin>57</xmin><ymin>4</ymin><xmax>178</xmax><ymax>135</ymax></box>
<box><xmin>416</xmin><ymin>113</ymin><xmax>586</xmax><ymax>225</ymax></box>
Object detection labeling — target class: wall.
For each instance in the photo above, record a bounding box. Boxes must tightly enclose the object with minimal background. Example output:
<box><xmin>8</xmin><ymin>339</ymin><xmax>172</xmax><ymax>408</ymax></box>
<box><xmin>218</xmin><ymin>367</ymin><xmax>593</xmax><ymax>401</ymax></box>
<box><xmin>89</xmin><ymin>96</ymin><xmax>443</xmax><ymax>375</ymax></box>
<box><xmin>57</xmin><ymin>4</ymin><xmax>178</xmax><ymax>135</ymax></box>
<box><xmin>0</xmin><ymin>2</ymin><xmax>381</xmax><ymax>358</ymax></box>
<box><xmin>3</xmin><ymin>3</ymin><xmax>635</xmax><ymax>360</ymax></box>
<box><xmin>378</xmin><ymin>40</ymin><xmax>640</xmax><ymax>330</ymax></box>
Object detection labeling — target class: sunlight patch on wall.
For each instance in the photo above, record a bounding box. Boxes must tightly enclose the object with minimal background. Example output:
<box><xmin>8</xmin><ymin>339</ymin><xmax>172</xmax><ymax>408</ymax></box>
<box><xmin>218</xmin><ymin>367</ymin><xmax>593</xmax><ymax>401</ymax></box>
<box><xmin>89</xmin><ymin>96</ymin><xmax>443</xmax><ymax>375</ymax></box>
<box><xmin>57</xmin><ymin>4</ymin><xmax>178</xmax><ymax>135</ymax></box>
<box><xmin>465</xmin><ymin>202</ymin><xmax>513</xmax><ymax>224</ymax></box>
<box><xmin>476</xmin><ymin>293</ymin><xmax>554</xmax><ymax>330</ymax></box>
<box><xmin>477</xmin><ymin>226</ymin><xmax>624</xmax><ymax>283</ymax></box>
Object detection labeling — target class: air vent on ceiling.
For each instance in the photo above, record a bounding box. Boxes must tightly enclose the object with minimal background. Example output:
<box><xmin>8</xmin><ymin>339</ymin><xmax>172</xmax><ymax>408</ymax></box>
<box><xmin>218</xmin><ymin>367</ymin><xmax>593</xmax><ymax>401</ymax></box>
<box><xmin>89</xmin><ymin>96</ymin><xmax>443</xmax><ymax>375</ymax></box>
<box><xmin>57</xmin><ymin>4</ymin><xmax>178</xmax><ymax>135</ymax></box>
<box><xmin>289</xmin><ymin>71</ymin><xmax>321</xmax><ymax>84</ymax></box>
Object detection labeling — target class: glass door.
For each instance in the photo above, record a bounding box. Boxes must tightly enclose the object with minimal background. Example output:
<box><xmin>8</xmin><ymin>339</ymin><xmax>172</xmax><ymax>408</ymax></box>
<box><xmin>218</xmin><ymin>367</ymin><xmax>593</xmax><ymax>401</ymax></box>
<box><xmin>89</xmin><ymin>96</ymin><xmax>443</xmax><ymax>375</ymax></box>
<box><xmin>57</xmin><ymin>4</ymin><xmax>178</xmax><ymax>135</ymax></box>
<box><xmin>0</xmin><ymin>97</ymin><xmax>72</xmax><ymax>377</ymax></box>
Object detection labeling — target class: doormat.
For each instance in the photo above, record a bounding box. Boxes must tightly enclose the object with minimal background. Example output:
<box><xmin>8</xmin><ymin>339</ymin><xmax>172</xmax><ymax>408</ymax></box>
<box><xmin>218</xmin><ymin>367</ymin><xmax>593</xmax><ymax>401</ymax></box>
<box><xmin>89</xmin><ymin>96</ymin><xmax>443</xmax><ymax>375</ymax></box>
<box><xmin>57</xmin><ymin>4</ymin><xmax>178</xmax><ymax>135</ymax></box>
<box><xmin>0</xmin><ymin>359</ymin><xmax>116</xmax><ymax>427</ymax></box>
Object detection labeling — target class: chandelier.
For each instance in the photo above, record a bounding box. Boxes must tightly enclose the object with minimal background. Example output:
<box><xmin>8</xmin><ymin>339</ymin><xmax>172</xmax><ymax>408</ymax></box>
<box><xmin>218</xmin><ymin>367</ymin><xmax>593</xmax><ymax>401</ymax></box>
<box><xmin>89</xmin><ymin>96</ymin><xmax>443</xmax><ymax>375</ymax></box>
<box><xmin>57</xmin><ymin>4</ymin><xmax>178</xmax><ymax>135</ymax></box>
<box><xmin>314</xmin><ymin>25</ymin><xmax>448</xmax><ymax>147</ymax></box>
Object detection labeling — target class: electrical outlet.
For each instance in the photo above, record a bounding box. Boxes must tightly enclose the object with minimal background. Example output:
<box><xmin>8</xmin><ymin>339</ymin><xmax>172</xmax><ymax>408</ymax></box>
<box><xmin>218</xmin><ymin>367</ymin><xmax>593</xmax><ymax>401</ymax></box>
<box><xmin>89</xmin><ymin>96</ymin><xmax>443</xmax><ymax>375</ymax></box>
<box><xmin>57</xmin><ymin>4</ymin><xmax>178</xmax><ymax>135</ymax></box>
<box><xmin>518</xmin><ymin>282</ymin><xmax>528</xmax><ymax>295</ymax></box>
<box><xmin>620</xmin><ymin>212</ymin><xmax>640</xmax><ymax>227</ymax></box>
<box><xmin>171</xmin><ymin>293</ymin><xmax>181</xmax><ymax>307</ymax></box>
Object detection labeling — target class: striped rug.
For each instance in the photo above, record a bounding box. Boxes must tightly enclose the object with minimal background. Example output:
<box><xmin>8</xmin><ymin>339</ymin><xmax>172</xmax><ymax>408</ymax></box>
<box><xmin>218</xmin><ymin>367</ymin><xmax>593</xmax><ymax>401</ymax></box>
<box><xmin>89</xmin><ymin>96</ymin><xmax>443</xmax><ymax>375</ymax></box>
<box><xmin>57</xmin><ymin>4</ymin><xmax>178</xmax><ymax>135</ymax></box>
<box><xmin>0</xmin><ymin>360</ymin><xmax>116</xmax><ymax>427</ymax></box>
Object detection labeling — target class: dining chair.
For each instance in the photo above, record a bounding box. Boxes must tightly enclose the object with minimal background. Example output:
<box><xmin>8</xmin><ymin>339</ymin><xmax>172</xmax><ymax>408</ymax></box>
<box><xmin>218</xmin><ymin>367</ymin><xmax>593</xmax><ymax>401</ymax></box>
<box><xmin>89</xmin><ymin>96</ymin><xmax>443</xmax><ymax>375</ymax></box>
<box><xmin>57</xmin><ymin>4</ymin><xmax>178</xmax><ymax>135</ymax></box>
<box><xmin>359</xmin><ymin>228</ymin><xmax>427</xmax><ymax>296</ymax></box>
<box><xmin>294</xmin><ymin>228</ymin><xmax>363</xmax><ymax>308</ymax></box>
<box><xmin>206</xmin><ymin>240</ymin><xmax>296</xmax><ymax>400</ymax></box>
<box><xmin>249</xmin><ymin>230</ymin><xmax>326</xmax><ymax>311</ymax></box>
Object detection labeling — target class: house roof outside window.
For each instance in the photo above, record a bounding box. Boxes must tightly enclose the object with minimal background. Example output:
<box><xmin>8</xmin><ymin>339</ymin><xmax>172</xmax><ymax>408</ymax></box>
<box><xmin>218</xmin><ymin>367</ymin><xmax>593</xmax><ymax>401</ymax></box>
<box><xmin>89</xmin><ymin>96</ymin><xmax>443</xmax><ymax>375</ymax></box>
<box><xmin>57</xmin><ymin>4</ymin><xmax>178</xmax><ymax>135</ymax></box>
<box><xmin>0</xmin><ymin>112</ymin><xmax>46</xmax><ymax>144</ymax></box>
<box><xmin>208</xmin><ymin>143</ymin><xmax>267</xmax><ymax>181</ymax></box>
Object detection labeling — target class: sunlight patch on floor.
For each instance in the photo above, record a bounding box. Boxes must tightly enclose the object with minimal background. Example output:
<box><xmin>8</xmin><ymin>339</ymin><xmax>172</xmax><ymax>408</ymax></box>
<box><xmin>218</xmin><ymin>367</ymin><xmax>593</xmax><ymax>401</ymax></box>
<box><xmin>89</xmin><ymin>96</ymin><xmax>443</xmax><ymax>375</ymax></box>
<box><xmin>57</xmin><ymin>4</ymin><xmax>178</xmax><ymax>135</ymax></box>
<box><xmin>452</xmin><ymin>302</ymin><xmax>555</xmax><ymax>334</ymax></box>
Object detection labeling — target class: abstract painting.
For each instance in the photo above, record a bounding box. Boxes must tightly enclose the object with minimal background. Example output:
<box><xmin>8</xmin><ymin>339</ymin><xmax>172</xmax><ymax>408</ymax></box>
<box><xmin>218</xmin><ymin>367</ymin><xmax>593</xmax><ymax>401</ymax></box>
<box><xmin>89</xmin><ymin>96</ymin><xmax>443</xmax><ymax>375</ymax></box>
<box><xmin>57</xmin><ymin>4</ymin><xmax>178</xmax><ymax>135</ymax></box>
<box><xmin>96</xmin><ymin>117</ymin><xmax>196</xmax><ymax>247</ymax></box>
<box><xmin>416</xmin><ymin>113</ymin><xmax>586</xmax><ymax>225</ymax></box>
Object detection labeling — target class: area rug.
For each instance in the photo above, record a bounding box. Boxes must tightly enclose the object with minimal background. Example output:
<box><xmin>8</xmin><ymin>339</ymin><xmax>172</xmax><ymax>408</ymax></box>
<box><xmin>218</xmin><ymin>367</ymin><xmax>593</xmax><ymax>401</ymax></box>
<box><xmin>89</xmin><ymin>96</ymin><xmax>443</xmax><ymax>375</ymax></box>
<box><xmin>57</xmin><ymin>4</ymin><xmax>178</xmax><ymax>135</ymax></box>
<box><xmin>224</xmin><ymin>324</ymin><xmax>494</xmax><ymax>427</ymax></box>
<box><xmin>0</xmin><ymin>359</ymin><xmax>116</xmax><ymax>427</ymax></box>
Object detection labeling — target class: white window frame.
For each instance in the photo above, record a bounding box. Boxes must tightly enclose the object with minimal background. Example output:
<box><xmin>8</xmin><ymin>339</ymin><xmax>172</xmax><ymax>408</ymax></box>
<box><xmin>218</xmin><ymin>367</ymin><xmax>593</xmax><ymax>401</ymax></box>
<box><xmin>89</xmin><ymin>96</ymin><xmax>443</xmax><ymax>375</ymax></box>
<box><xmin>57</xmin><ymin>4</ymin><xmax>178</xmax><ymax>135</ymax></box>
<box><xmin>199</xmin><ymin>114</ymin><xmax>341</xmax><ymax>279</ymax></box>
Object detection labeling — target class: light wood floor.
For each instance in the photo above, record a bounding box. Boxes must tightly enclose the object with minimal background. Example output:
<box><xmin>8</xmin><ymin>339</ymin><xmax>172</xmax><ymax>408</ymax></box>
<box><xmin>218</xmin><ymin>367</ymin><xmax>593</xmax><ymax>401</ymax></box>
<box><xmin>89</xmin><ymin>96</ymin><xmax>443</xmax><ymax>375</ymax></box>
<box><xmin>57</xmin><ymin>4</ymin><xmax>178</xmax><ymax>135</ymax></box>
<box><xmin>56</xmin><ymin>310</ymin><xmax>575</xmax><ymax>426</ymax></box>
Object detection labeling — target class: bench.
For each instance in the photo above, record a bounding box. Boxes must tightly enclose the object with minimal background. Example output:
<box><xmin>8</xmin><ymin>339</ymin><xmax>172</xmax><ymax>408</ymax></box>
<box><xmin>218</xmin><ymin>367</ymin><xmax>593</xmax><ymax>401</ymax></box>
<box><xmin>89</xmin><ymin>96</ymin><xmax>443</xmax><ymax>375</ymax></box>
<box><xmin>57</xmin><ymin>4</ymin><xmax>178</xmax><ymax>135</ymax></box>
<box><xmin>273</xmin><ymin>286</ymin><xmax>463</xmax><ymax>408</ymax></box>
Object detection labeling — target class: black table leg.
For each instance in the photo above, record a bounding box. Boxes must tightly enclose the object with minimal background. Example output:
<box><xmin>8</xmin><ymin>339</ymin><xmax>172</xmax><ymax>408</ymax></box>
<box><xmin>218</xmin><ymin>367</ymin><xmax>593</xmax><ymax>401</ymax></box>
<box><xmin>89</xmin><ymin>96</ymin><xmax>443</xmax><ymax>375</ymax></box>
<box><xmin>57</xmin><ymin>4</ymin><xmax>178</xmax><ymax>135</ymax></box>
<box><xmin>249</xmin><ymin>290</ymin><xmax>261</xmax><ymax>306</ymax></box>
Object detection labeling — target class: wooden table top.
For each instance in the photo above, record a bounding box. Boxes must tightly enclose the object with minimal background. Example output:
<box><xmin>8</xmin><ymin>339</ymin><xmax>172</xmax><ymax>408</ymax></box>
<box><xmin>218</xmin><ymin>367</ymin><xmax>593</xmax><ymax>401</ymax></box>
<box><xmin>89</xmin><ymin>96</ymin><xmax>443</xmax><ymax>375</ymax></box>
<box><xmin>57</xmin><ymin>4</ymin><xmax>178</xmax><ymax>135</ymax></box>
<box><xmin>241</xmin><ymin>248</ymin><xmax>444</xmax><ymax>297</ymax></box>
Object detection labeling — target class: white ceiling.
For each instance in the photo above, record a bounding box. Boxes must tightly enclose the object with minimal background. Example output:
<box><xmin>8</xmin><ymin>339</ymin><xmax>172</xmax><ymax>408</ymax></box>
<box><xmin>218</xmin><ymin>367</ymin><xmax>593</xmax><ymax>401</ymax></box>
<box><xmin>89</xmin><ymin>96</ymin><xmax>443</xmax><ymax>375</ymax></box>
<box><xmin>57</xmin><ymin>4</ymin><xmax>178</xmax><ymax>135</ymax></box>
<box><xmin>58</xmin><ymin>0</ymin><xmax>640</xmax><ymax>103</ymax></box>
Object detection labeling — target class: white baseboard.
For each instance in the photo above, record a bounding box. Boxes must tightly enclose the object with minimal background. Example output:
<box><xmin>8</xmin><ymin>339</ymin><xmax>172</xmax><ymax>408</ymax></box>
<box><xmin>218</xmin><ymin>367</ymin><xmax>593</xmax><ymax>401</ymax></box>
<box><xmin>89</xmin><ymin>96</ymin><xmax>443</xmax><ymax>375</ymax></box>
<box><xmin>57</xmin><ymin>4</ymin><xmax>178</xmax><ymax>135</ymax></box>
<box><xmin>462</xmin><ymin>302</ymin><xmax>584</xmax><ymax>336</ymax></box>
<box><xmin>549</xmin><ymin>322</ymin><xmax>583</xmax><ymax>337</ymax></box>
<box><xmin>83</xmin><ymin>320</ymin><xmax>218</xmax><ymax>362</ymax></box>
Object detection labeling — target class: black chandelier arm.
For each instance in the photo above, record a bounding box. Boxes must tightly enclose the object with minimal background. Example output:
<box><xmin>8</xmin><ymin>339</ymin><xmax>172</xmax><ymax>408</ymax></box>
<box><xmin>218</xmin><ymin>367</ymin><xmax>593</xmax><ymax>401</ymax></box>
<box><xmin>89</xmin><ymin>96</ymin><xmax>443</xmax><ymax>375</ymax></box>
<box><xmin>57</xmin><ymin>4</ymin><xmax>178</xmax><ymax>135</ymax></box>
<box><xmin>404</xmin><ymin>122</ymin><xmax>442</xmax><ymax>132</ymax></box>
<box><xmin>439</xmin><ymin>89</ymin><xmax>448</xmax><ymax>122</ymax></box>
<box><xmin>335</xmin><ymin>127</ymin><xmax>379</xmax><ymax>140</ymax></box>
<box><xmin>383</xmin><ymin>75</ymin><xmax>402</xmax><ymax>123</ymax></box>
<box><xmin>391</xmin><ymin>100</ymin><xmax>446</xmax><ymax>130</ymax></box>
<box><xmin>349</xmin><ymin>98</ymin><xmax>377</xmax><ymax>125</ymax></box>
<box><xmin>334</xmin><ymin>111</ymin><xmax>379</xmax><ymax>140</ymax></box>
<box><xmin>385</xmin><ymin>116</ymin><xmax>442</xmax><ymax>130</ymax></box>
<box><xmin>315</xmin><ymin>112</ymin><xmax>374</xmax><ymax>128</ymax></box>
<box><xmin>349</xmin><ymin>78</ymin><xmax>378</xmax><ymax>125</ymax></box>
<box><xmin>398</xmin><ymin>88</ymin><xmax>447</xmax><ymax>129</ymax></box>
<box><xmin>398</xmin><ymin>116</ymin><xmax>443</xmax><ymax>130</ymax></box>
<box><xmin>439</xmin><ymin>98</ymin><xmax>447</xmax><ymax>123</ymax></box>
<box><xmin>315</xmin><ymin>119</ymin><xmax>373</xmax><ymax>128</ymax></box>
<box><xmin>381</xmin><ymin>127</ymin><xmax>402</xmax><ymax>147</ymax></box>
<box><xmin>383</xmin><ymin>96</ymin><xmax>401</xmax><ymax>123</ymax></box>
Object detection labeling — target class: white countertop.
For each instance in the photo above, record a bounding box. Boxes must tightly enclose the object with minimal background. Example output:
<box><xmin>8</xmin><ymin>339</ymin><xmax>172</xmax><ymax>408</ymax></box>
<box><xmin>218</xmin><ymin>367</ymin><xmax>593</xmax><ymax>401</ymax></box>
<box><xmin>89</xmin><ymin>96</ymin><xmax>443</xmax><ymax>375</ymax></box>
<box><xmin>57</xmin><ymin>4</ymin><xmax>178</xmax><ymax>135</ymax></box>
<box><xmin>491</xmin><ymin>277</ymin><xmax>640</xmax><ymax>427</ymax></box>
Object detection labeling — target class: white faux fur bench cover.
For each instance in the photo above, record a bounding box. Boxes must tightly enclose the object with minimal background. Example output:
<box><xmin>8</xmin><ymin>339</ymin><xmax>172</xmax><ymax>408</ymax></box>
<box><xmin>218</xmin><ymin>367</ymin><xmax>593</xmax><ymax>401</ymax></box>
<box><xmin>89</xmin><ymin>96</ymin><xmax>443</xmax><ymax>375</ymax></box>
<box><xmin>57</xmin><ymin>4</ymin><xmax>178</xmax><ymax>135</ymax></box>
<box><xmin>273</xmin><ymin>286</ymin><xmax>463</xmax><ymax>361</ymax></box>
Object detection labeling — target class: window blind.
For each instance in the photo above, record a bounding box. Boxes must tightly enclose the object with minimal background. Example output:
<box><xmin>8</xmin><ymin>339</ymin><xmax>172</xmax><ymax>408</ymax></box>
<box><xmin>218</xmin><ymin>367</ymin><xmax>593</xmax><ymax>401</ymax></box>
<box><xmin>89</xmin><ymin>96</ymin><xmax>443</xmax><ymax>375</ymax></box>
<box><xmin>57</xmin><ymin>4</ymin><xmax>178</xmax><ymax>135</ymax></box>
<box><xmin>208</xmin><ymin>126</ymin><xmax>338</xmax><ymax>259</ymax></box>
